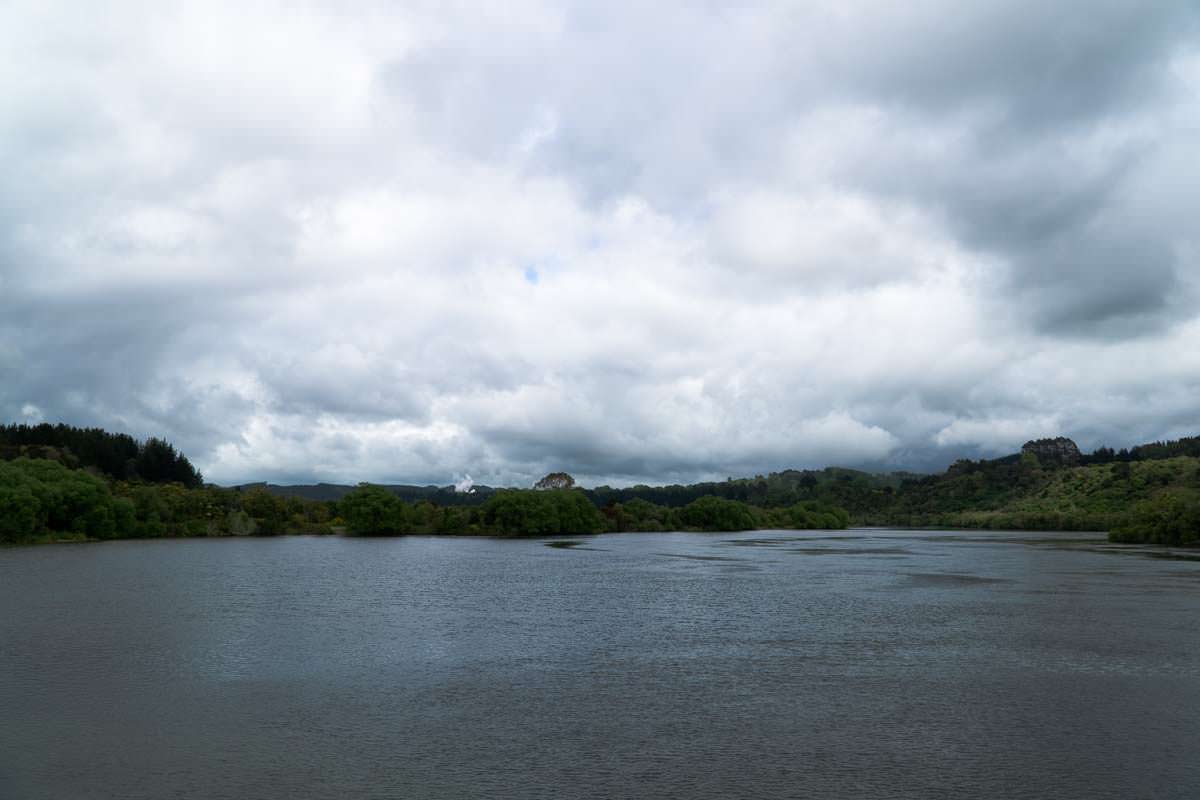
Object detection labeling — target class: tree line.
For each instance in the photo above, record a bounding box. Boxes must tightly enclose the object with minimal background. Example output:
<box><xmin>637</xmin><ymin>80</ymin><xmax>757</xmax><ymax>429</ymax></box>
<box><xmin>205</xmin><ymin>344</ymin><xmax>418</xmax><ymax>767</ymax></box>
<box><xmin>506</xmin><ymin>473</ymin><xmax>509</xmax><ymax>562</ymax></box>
<box><xmin>0</xmin><ymin>457</ymin><xmax>334</xmax><ymax>544</ymax></box>
<box><xmin>1077</xmin><ymin>435</ymin><xmax>1200</xmax><ymax>464</ymax></box>
<box><xmin>5</xmin><ymin>422</ymin><xmax>1199</xmax><ymax>546</ymax></box>
<box><xmin>336</xmin><ymin>484</ymin><xmax>850</xmax><ymax>537</ymax></box>
<box><xmin>0</xmin><ymin>456</ymin><xmax>852</xmax><ymax>544</ymax></box>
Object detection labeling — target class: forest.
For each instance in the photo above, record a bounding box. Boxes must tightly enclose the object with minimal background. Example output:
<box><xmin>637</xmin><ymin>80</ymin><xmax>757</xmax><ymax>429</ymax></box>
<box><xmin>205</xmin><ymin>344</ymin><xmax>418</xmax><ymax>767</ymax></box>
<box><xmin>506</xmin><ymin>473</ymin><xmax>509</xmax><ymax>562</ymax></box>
<box><xmin>0</xmin><ymin>424</ymin><xmax>852</xmax><ymax>543</ymax></box>
<box><xmin>0</xmin><ymin>423</ymin><xmax>203</xmax><ymax>486</ymax></box>
<box><xmin>1</xmin><ymin>423</ymin><xmax>1197</xmax><ymax>545</ymax></box>
<box><xmin>0</xmin><ymin>456</ymin><xmax>849</xmax><ymax>544</ymax></box>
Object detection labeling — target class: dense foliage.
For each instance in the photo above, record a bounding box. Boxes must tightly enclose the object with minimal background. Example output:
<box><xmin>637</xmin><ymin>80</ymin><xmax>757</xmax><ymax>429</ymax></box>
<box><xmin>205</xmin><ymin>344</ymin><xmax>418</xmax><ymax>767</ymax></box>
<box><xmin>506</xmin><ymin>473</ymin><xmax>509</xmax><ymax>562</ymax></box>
<box><xmin>6</xmin><ymin>422</ymin><xmax>1199</xmax><ymax>546</ymax></box>
<box><xmin>340</xmin><ymin>484</ymin><xmax>411</xmax><ymax>535</ymax></box>
<box><xmin>1081</xmin><ymin>435</ymin><xmax>1200</xmax><ymax>464</ymax></box>
<box><xmin>0</xmin><ymin>453</ymin><xmax>857</xmax><ymax>544</ymax></box>
<box><xmin>335</xmin><ymin>486</ymin><xmax>850</xmax><ymax>537</ymax></box>
<box><xmin>0</xmin><ymin>458</ymin><xmax>335</xmax><ymax>544</ymax></box>
<box><xmin>585</xmin><ymin>467</ymin><xmax>901</xmax><ymax>512</ymax></box>
<box><xmin>585</xmin><ymin>443</ymin><xmax>1200</xmax><ymax>542</ymax></box>
<box><xmin>872</xmin><ymin>455</ymin><xmax>1200</xmax><ymax>538</ymax></box>
<box><xmin>481</xmin><ymin>489</ymin><xmax>605</xmax><ymax>536</ymax></box>
<box><xmin>263</xmin><ymin>466</ymin><xmax>905</xmax><ymax>512</ymax></box>
<box><xmin>0</xmin><ymin>423</ymin><xmax>203</xmax><ymax>487</ymax></box>
<box><xmin>1109</xmin><ymin>491</ymin><xmax>1200</xmax><ymax>546</ymax></box>
<box><xmin>0</xmin><ymin>458</ymin><xmax>133</xmax><ymax>542</ymax></box>
<box><xmin>600</xmin><ymin>496</ymin><xmax>849</xmax><ymax>533</ymax></box>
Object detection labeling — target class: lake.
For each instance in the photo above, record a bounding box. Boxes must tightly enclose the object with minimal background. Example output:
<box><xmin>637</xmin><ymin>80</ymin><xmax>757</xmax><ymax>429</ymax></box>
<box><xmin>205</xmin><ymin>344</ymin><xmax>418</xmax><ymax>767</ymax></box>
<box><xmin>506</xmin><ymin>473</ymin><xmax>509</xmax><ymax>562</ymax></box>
<box><xmin>2</xmin><ymin>529</ymin><xmax>1198</xmax><ymax>798</ymax></box>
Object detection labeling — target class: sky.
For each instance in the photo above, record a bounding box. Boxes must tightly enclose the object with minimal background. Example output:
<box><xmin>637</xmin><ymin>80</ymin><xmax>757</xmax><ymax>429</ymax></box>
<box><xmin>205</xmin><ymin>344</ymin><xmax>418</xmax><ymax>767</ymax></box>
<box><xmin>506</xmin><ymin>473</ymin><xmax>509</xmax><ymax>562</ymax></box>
<box><xmin>2</xmin><ymin>1</ymin><xmax>1199</xmax><ymax>488</ymax></box>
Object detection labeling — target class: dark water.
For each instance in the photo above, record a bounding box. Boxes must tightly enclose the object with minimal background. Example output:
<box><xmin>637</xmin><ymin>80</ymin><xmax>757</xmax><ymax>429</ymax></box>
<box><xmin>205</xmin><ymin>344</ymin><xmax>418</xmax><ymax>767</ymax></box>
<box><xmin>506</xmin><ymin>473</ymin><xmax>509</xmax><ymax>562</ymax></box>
<box><xmin>2</xmin><ymin>530</ymin><xmax>1199</xmax><ymax>799</ymax></box>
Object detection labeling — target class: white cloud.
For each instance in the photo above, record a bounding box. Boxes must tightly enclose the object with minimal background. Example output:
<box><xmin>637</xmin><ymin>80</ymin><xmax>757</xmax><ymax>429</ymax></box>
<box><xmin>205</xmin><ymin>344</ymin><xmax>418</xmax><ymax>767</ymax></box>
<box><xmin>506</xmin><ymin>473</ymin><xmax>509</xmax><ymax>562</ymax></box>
<box><xmin>2</xmin><ymin>0</ymin><xmax>1198</xmax><ymax>485</ymax></box>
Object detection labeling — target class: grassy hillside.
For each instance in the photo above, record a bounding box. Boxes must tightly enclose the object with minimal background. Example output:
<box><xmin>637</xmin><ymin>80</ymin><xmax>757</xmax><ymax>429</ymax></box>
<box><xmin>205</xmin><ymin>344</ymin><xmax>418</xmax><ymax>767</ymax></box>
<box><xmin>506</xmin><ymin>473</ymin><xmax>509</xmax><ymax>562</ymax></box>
<box><xmin>871</xmin><ymin>456</ymin><xmax>1200</xmax><ymax>533</ymax></box>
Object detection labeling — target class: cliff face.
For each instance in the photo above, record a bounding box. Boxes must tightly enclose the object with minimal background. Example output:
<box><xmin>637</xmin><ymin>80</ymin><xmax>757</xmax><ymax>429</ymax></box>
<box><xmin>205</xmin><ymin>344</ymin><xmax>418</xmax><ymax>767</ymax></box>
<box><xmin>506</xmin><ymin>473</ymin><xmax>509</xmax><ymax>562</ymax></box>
<box><xmin>1021</xmin><ymin>437</ymin><xmax>1081</xmax><ymax>467</ymax></box>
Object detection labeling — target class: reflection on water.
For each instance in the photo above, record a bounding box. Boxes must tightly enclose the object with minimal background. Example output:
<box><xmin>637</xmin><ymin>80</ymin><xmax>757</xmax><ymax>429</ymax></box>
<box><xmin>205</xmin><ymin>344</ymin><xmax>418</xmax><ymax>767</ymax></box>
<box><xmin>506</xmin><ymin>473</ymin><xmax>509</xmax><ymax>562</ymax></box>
<box><xmin>544</xmin><ymin>540</ymin><xmax>604</xmax><ymax>551</ymax></box>
<box><xmin>1</xmin><ymin>529</ymin><xmax>1198</xmax><ymax>799</ymax></box>
<box><xmin>900</xmin><ymin>572</ymin><xmax>1016</xmax><ymax>587</ymax></box>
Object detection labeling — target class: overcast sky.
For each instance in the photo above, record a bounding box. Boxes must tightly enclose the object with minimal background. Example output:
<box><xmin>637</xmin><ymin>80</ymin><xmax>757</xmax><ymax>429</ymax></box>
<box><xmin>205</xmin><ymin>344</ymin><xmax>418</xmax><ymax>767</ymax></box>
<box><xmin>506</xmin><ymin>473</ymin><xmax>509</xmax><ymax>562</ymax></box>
<box><xmin>2</xmin><ymin>1</ymin><xmax>1199</xmax><ymax>487</ymax></box>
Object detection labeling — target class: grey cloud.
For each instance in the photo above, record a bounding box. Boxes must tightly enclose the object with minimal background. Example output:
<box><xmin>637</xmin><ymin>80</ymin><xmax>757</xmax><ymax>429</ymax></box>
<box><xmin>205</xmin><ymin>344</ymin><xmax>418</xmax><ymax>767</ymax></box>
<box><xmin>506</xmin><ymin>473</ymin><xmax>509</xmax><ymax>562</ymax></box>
<box><xmin>2</xmin><ymin>1</ymin><xmax>1199</xmax><ymax>486</ymax></box>
<box><xmin>253</xmin><ymin>354</ymin><xmax>432</xmax><ymax>423</ymax></box>
<box><xmin>777</xmin><ymin>2</ymin><xmax>1200</xmax><ymax>333</ymax></box>
<box><xmin>828</xmin><ymin>102</ymin><xmax>1190</xmax><ymax>334</ymax></box>
<box><xmin>829</xmin><ymin>1</ymin><xmax>1198</xmax><ymax>126</ymax></box>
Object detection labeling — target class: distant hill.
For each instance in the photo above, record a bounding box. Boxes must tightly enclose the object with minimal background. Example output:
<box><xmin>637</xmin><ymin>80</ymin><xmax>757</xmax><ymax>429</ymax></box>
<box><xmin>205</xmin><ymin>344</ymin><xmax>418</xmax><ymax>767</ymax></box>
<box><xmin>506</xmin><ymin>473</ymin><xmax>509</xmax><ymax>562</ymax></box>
<box><xmin>239</xmin><ymin>482</ymin><xmax>497</xmax><ymax>506</ymax></box>
<box><xmin>585</xmin><ymin>466</ymin><xmax>911</xmax><ymax>514</ymax></box>
<box><xmin>243</xmin><ymin>434</ymin><xmax>1200</xmax><ymax>531</ymax></box>
<box><xmin>242</xmin><ymin>467</ymin><xmax>911</xmax><ymax>511</ymax></box>
<box><xmin>862</xmin><ymin>436</ymin><xmax>1200</xmax><ymax>531</ymax></box>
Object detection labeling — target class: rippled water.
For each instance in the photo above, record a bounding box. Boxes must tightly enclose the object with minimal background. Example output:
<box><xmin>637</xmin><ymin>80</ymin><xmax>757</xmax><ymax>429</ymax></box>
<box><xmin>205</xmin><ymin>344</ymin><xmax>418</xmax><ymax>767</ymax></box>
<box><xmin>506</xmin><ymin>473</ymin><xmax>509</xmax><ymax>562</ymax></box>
<box><xmin>2</xmin><ymin>530</ymin><xmax>1198</xmax><ymax>799</ymax></box>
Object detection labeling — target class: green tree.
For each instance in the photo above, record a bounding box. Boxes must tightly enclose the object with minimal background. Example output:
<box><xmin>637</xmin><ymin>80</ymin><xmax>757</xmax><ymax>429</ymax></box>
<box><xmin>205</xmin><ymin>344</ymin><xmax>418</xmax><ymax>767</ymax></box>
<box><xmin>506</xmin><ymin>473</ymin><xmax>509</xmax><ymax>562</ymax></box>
<box><xmin>0</xmin><ymin>458</ymin><xmax>120</xmax><ymax>541</ymax></box>
<box><xmin>1110</xmin><ymin>491</ymin><xmax>1200</xmax><ymax>545</ymax></box>
<box><xmin>240</xmin><ymin>488</ymin><xmax>289</xmax><ymax>535</ymax></box>
<box><xmin>678</xmin><ymin>496</ymin><xmax>756</xmax><ymax>531</ymax></box>
<box><xmin>0</xmin><ymin>484</ymin><xmax>40</xmax><ymax>542</ymax></box>
<box><xmin>482</xmin><ymin>489</ymin><xmax>604</xmax><ymax>536</ymax></box>
<box><xmin>341</xmin><ymin>484</ymin><xmax>409</xmax><ymax>535</ymax></box>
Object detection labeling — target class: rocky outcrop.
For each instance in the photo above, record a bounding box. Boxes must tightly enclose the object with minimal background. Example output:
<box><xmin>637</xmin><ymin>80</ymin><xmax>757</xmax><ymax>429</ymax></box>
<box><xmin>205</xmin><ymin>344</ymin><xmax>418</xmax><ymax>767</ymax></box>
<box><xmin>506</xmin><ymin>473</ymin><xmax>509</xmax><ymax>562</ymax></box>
<box><xmin>1021</xmin><ymin>437</ymin><xmax>1081</xmax><ymax>467</ymax></box>
<box><xmin>534</xmin><ymin>472</ymin><xmax>576</xmax><ymax>490</ymax></box>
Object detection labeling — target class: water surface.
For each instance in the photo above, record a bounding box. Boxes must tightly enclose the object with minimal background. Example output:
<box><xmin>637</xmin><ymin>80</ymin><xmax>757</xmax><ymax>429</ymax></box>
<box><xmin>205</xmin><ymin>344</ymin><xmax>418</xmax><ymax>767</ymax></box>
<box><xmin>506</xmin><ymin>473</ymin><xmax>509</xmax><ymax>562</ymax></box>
<box><xmin>2</xmin><ymin>529</ymin><xmax>1198</xmax><ymax>798</ymax></box>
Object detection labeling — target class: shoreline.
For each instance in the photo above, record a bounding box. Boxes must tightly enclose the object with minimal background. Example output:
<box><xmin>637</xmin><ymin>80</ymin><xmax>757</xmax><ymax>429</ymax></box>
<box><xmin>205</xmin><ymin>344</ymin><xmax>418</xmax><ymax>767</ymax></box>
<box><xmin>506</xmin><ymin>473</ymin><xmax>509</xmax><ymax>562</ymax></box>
<box><xmin>4</xmin><ymin>525</ymin><xmax>1128</xmax><ymax>549</ymax></box>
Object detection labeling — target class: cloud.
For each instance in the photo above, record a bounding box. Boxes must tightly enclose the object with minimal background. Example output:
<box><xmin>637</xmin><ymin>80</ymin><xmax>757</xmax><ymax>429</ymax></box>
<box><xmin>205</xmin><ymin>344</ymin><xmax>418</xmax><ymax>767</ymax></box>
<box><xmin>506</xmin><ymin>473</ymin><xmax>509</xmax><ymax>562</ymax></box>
<box><xmin>1</xmin><ymin>1</ymin><xmax>1199</xmax><ymax>485</ymax></box>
